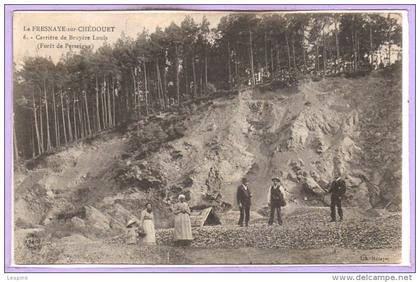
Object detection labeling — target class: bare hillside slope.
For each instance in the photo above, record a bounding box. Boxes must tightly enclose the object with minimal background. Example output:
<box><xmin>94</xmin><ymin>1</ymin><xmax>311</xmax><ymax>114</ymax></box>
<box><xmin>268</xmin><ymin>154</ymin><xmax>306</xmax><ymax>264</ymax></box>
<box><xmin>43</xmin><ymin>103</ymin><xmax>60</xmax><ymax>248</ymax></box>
<box><xmin>13</xmin><ymin>69</ymin><xmax>402</xmax><ymax>264</ymax></box>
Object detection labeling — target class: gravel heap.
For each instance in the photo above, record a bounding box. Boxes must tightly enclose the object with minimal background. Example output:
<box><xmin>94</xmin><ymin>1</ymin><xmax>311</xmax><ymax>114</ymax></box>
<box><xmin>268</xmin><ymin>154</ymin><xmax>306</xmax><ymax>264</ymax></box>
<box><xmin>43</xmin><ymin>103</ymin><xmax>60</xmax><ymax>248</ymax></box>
<box><xmin>156</xmin><ymin>212</ymin><xmax>401</xmax><ymax>250</ymax></box>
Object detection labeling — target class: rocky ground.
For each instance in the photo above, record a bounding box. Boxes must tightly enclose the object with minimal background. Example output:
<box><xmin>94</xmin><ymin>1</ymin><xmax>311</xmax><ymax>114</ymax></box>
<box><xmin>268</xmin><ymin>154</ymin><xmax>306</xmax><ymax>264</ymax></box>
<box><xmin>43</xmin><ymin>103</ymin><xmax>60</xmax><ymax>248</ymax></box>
<box><xmin>157</xmin><ymin>208</ymin><xmax>401</xmax><ymax>250</ymax></box>
<box><xmin>13</xmin><ymin>67</ymin><xmax>403</xmax><ymax>265</ymax></box>
<box><xmin>14</xmin><ymin>207</ymin><xmax>401</xmax><ymax>265</ymax></box>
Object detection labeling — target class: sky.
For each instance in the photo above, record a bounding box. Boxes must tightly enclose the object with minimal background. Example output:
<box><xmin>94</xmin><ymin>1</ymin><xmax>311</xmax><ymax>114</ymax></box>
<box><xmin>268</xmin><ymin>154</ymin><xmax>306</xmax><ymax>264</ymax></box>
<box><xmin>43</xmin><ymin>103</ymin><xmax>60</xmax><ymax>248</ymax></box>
<box><xmin>13</xmin><ymin>11</ymin><xmax>228</xmax><ymax>64</ymax></box>
<box><xmin>13</xmin><ymin>11</ymin><xmax>403</xmax><ymax>64</ymax></box>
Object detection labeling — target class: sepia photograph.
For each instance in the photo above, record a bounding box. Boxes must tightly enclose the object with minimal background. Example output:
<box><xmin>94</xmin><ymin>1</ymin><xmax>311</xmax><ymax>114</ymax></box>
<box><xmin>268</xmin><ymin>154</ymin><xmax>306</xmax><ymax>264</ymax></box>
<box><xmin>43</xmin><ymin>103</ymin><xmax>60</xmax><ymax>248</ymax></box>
<box><xmin>6</xmin><ymin>5</ymin><xmax>414</xmax><ymax>271</ymax></box>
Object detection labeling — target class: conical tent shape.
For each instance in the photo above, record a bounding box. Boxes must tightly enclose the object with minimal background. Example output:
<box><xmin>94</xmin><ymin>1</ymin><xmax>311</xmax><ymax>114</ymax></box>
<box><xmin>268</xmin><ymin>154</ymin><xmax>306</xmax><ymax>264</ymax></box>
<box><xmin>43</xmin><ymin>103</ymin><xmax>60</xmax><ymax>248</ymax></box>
<box><xmin>189</xmin><ymin>207</ymin><xmax>221</xmax><ymax>227</ymax></box>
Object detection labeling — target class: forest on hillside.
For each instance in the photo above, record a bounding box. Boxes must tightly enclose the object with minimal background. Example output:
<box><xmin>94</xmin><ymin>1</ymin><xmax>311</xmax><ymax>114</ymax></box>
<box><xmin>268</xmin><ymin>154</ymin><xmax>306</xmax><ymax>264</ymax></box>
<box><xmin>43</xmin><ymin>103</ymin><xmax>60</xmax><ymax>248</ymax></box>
<box><xmin>13</xmin><ymin>13</ymin><xmax>402</xmax><ymax>162</ymax></box>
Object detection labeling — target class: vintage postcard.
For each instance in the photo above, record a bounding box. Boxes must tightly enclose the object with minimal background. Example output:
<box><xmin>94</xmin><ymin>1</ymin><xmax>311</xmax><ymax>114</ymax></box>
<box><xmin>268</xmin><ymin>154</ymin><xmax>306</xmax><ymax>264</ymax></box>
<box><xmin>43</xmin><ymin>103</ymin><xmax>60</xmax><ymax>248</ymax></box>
<box><xmin>4</xmin><ymin>4</ymin><xmax>415</xmax><ymax>273</ymax></box>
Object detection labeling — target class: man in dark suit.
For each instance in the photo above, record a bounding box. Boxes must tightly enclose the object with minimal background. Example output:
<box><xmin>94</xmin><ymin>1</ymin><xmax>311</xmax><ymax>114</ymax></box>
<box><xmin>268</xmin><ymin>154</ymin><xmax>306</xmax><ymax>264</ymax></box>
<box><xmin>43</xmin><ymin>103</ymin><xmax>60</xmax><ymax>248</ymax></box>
<box><xmin>267</xmin><ymin>175</ymin><xmax>285</xmax><ymax>225</ymax></box>
<box><xmin>328</xmin><ymin>175</ymin><xmax>347</xmax><ymax>222</ymax></box>
<box><xmin>237</xmin><ymin>178</ymin><xmax>252</xmax><ymax>227</ymax></box>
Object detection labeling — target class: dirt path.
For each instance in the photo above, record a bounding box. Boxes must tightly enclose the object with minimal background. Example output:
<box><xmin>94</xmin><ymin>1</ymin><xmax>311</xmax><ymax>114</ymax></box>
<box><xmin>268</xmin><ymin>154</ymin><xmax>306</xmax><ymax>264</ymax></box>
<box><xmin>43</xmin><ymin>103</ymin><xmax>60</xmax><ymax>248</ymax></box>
<box><xmin>182</xmin><ymin>247</ymin><xmax>401</xmax><ymax>265</ymax></box>
<box><xmin>18</xmin><ymin>241</ymin><xmax>400</xmax><ymax>265</ymax></box>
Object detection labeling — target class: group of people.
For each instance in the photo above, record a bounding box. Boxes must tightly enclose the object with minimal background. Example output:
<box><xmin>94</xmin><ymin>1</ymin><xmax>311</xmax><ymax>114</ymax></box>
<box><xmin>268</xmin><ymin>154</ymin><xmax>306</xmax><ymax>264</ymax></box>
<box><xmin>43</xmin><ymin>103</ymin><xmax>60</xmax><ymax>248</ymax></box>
<box><xmin>236</xmin><ymin>176</ymin><xmax>287</xmax><ymax>227</ymax></box>
<box><xmin>127</xmin><ymin>172</ymin><xmax>347</xmax><ymax>245</ymax></box>
<box><xmin>126</xmin><ymin>194</ymin><xmax>193</xmax><ymax>246</ymax></box>
<box><xmin>236</xmin><ymin>172</ymin><xmax>347</xmax><ymax>226</ymax></box>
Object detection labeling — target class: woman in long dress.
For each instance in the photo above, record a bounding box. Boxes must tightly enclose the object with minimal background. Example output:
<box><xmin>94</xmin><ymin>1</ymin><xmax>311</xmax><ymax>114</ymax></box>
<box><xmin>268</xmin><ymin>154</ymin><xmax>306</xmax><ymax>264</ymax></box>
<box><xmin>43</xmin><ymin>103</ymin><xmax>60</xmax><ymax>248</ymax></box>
<box><xmin>173</xmin><ymin>194</ymin><xmax>193</xmax><ymax>245</ymax></box>
<box><xmin>140</xmin><ymin>203</ymin><xmax>156</xmax><ymax>245</ymax></box>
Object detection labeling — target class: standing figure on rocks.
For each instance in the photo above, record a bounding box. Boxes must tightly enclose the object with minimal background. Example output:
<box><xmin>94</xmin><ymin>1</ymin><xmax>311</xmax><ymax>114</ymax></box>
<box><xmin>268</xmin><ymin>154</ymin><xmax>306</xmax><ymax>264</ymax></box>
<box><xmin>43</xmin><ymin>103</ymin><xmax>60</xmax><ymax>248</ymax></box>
<box><xmin>237</xmin><ymin>178</ymin><xmax>252</xmax><ymax>227</ymax></box>
<box><xmin>126</xmin><ymin>219</ymin><xmax>138</xmax><ymax>245</ymax></box>
<box><xmin>328</xmin><ymin>174</ymin><xmax>347</xmax><ymax>222</ymax></box>
<box><xmin>140</xmin><ymin>203</ymin><xmax>156</xmax><ymax>245</ymax></box>
<box><xmin>173</xmin><ymin>194</ymin><xmax>193</xmax><ymax>246</ymax></box>
<box><xmin>267</xmin><ymin>175</ymin><xmax>286</xmax><ymax>226</ymax></box>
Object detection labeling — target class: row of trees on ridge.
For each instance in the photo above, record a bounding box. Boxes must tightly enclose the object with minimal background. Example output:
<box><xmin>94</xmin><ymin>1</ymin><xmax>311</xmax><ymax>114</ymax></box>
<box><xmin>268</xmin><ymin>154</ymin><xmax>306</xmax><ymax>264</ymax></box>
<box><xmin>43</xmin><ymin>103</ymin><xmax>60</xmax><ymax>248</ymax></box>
<box><xmin>13</xmin><ymin>12</ymin><xmax>402</xmax><ymax>162</ymax></box>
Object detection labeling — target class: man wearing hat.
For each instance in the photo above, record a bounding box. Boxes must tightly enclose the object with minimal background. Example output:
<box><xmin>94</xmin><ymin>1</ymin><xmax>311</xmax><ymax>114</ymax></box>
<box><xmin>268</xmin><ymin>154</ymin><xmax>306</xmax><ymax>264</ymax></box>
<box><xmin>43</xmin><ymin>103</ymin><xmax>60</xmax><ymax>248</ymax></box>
<box><xmin>237</xmin><ymin>178</ymin><xmax>252</xmax><ymax>227</ymax></box>
<box><xmin>327</xmin><ymin>172</ymin><xmax>347</xmax><ymax>222</ymax></box>
<box><xmin>267</xmin><ymin>173</ymin><xmax>285</xmax><ymax>225</ymax></box>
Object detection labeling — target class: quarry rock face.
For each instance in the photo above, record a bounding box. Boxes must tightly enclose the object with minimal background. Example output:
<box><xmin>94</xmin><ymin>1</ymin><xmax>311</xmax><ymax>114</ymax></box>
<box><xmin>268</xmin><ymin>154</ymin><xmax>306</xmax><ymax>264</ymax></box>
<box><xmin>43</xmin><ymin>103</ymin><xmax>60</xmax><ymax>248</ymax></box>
<box><xmin>303</xmin><ymin>176</ymin><xmax>325</xmax><ymax>196</ymax></box>
<box><xmin>105</xmin><ymin>203</ymin><xmax>140</xmax><ymax>231</ymax></box>
<box><xmin>205</xmin><ymin>167</ymin><xmax>223</xmax><ymax>201</ymax></box>
<box><xmin>84</xmin><ymin>206</ymin><xmax>111</xmax><ymax>232</ymax></box>
<box><xmin>13</xmin><ymin>72</ymin><xmax>402</xmax><ymax>234</ymax></box>
<box><xmin>145</xmin><ymin>74</ymin><xmax>401</xmax><ymax>211</ymax></box>
<box><xmin>70</xmin><ymin>217</ymin><xmax>86</xmax><ymax>229</ymax></box>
